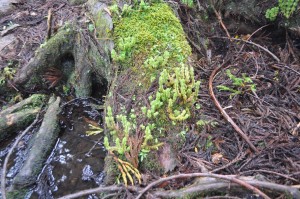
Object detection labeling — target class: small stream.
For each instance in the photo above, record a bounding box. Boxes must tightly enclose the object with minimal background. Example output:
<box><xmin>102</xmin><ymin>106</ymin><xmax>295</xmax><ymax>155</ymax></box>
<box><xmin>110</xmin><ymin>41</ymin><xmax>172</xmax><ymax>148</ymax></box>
<box><xmin>0</xmin><ymin>98</ymin><xmax>107</xmax><ymax>199</ymax></box>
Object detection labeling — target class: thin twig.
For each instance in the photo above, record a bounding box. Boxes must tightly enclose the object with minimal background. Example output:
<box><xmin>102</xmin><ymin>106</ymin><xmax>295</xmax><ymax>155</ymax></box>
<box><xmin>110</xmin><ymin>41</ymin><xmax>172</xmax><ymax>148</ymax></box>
<box><xmin>240</xmin><ymin>169</ymin><xmax>299</xmax><ymax>183</ymax></box>
<box><xmin>239</xmin><ymin>25</ymin><xmax>269</xmax><ymax>53</ymax></box>
<box><xmin>46</xmin><ymin>8</ymin><xmax>53</xmax><ymax>40</ymax></box>
<box><xmin>135</xmin><ymin>173</ymin><xmax>270</xmax><ymax>199</ymax></box>
<box><xmin>208</xmin><ymin>61</ymin><xmax>259</xmax><ymax>153</ymax></box>
<box><xmin>209</xmin><ymin>0</ymin><xmax>231</xmax><ymax>39</ymax></box>
<box><xmin>1</xmin><ymin>115</ymin><xmax>40</xmax><ymax>199</ymax></box>
<box><xmin>275</xmin><ymin>64</ymin><xmax>300</xmax><ymax>76</ymax></box>
<box><xmin>57</xmin><ymin>185</ymin><xmax>138</xmax><ymax>199</ymax></box>
<box><xmin>217</xmin><ymin>37</ymin><xmax>280</xmax><ymax>62</ymax></box>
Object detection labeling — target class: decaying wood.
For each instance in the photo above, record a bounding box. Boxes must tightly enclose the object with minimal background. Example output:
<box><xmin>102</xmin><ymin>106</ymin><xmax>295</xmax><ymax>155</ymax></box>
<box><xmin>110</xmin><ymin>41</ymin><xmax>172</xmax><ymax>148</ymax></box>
<box><xmin>152</xmin><ymin>175</ymin><xmax>300</xmax><ymax>198</ymax></box>
<box><xmin>13</xmin><ymin>22</ymin><xmax>111</xmax><ymax>97</ymax></box>
<box><xmin>136</xmin><ymin>173</ymin><xmax>271</xmax><ymax>199</ymax></box>
<box><xmin>0</xmin><ymin>94</ymin><xmax>45</xmax><ymax>141</ymax></box>
<box><xmin>1</xmin><ymin>115</ymin><xmax>40</xmax><ymax>199</ymax></box>
<box><xmin>12</xmin><ymin>96</ymin><xmax>61</xmax><ymax>189</ymax></box>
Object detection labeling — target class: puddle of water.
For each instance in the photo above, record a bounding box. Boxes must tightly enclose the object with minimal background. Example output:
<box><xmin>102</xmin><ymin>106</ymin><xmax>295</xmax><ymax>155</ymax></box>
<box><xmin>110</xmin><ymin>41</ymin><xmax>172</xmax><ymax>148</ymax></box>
<box><xmin>0</xmin><ymin>98</ymin><xmax>106</xmax><ymax>199</ymax></box>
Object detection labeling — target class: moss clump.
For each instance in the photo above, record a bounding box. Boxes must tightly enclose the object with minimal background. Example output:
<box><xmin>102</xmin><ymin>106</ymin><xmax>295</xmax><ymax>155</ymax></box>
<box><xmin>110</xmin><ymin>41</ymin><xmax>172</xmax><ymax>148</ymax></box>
<box><xmin>112</xmin><ymin>2</ymin><xmax>191</xmax><ymax>85</ymax></box>
<box><xmin>7</xmin><ymin>188</ymin><xmax>29</xmax><ymax>199</ymax></box>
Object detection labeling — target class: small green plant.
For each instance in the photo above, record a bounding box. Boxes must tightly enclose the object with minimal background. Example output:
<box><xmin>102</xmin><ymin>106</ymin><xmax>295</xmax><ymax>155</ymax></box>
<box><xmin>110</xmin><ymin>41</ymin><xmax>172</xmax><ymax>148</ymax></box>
<box><xmin>265</xmin><ymin>0</ymin><xmax>299</xmax><ymax>21</ymax></box>
<box><xmin>111</xmin><ymin>37</ymin><xmax>136</xmax><ymax>63</ymax></box>
<box><xmin>88</xmin><ymin>23</ymin><xmax>95</xmax><ymax>32</ymax></box>
<box><xmin>217</xmin><ymin>69</ymin><xmax>256</xmax><ymax>98</ymax></box>
<box><xmin>104</xmin><ymin>106</ymin><xmax>162</xmax><ymax>158</ymax></box>
<box><xmin>144</xmin><ymin>64</ymin><xmax>200</xmax><ymax>121</ymax></box>
<box><xmin>205</xmin><ymin>135</ymin><xmax>214</xmax><ymax>150</ymax></box>
<box><xmin>265</xmin><ymin>7</ymin><xmax>279</xmax><ymax>21</ymax></box>
<box><xmin>0</xmin><ymin>65</ymin><xmax>16</xmax><ymax>86</ymax></box>
<box><xmin>196</xmin><ymin>120</ymin><xmax>218</xmax><ymax>128</ymax></box>
<box><xmin>181</xmin><ymin>0</ymin><xmax>194</xmax><ymax>7</ymax></box>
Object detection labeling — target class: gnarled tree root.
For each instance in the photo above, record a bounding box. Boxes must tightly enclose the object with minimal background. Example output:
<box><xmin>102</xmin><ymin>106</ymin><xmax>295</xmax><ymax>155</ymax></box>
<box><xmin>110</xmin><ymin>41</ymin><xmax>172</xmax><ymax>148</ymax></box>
<box><xmin>11</xmin><ymin>96</ymin><xmax>61</xmax><ymax>189</ymax></box>
<box><xmin>0</xmin><ymin>94</ymin><xmax>46</xmax><ymax>141</ymax></box>
<box><xmin>13</xmin><ymin>22</ymin><xmax>111</xmax><ymax>97</ymax></box>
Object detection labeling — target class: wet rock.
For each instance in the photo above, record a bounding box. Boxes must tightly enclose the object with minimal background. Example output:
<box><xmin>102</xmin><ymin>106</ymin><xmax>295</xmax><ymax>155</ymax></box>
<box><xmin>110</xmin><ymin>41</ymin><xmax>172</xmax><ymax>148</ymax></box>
<box><xmin>87</xmin><ymin>0</ymin><xmax>114</xmax><ymax>53</ymax></box>
<box><xmin>0</xmin><ymin>0</ymin><xmax>19</xmax><ymax>17</ymax></box>
<box><xmin>68</xmin><ymin>0</ymin><xmax>87</xmax><ymax>5</ymax></box>
<box><xmin>0</xmin><ymin>34</ymin><xmax>15</xmax><ymax>52</ymax></box>
<box><xmin>12</xmin><ymin>96</ymin><xmax>61</xmax><ymax>188</ymax></box>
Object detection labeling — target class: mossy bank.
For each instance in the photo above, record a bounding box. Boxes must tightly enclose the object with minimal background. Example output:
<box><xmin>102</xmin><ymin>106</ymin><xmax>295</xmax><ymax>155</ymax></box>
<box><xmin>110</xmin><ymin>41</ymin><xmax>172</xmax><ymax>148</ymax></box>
<box><xmin>103</xmin><ymin>1</ymin><xmax>200</xmax><ymax>185</ymax></box>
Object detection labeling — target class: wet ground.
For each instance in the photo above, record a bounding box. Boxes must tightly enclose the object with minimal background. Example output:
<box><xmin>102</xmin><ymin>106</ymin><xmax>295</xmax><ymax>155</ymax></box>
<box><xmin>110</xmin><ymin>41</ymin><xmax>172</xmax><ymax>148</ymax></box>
<box><xmin>0</xmin><ymin>98</ymin><xmax>106</xmax><ymax>198</ymax></box>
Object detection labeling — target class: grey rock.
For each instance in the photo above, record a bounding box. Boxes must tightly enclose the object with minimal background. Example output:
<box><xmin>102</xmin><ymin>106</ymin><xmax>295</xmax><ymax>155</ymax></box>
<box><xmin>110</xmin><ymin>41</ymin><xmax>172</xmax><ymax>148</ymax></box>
<box><xmin>0</xmin><ymin>0</ymin><xmax>19</xmax><ymax>17</ymax></box>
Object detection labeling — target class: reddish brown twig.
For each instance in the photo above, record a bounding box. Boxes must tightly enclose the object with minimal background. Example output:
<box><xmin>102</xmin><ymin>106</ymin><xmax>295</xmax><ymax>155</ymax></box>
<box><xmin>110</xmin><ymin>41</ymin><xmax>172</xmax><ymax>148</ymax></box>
<box><xmin>135</xmin><ymin>173</ymin><xmax>270</xmax><ymax>199</ymax></box>
<box><xmin>208</xmin><ymin>62</ymin><xmax>258</xmax><ymax>153</ymax></box>
<box><xmin>210</xmin><ymin>0</ymin><xmax>231</xmax><ymax>39</ymax></box>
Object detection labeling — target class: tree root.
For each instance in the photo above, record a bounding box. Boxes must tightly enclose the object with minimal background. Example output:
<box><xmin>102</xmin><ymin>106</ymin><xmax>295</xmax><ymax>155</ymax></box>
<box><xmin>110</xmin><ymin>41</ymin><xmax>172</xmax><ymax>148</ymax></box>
<box><xmin>152</xmin><ymin>175</ymin><xmax>300</xmax><ymax>198</ymax></box>
<box><xmin>55</xmin><ymin>172</ymin><xmax>300</xmax><ymax>199</ymax></box>
<box><xmin>1</xmin><ymin>114</ymin><xmax>40</xmax><ymax>199</ymax></box>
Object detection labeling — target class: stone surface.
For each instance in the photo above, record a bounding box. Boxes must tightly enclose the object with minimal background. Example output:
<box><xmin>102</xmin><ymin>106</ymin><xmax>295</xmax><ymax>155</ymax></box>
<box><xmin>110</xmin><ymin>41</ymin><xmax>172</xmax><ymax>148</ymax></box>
<box><xmin>0</xmin><ymin>0</ymin><xmax>19</xmax><ymax>17</ymax></box>
<box><xmin>0</xmin><ymin>34</ymin><xmax>15</xmax><ymax>52</ymax></box>
<box><xmin>68</xmin><ymin>0</ymin><xmax>87</xmax><ymax>5</ymax></box>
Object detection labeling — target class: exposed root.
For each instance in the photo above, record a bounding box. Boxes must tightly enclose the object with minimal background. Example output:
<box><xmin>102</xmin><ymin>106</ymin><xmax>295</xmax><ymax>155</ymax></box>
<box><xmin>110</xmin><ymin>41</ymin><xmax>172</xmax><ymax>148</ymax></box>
<box><xmin>1</xmin><ymin>115</ymin><xmax>40</xmax><ymax>199</ymax></box>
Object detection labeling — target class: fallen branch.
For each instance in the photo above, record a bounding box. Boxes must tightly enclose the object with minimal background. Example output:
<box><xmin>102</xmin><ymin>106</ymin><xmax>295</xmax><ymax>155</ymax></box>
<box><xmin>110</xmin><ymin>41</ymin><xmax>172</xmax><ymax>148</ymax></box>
<box><xmin>57</xmin><ymin>185</ymin><xmax>138</xmax><ymax>199</ymax></box>
<box><xmin>240</xmin><ymin>169</ymin><xmax>299</xmax><ymax>183</ymax></box>
<box><xmin>1</xmin><ymin>115</ymin><xmax>40</xmax><ymax>199</ymax></box>
<box><xmin>135</xmin><ymin>173</ymin><xmax>270</xmax><ymax>199</ymax></box>
<box><xmin>208</xmin><ymin>61</ymin><xmax>259</xmax><ymax>153</ymax></box>
<box><xmin>151</xmin><ymin>176</ymin><xmax>300</xmax><ymax>198</ymax></box>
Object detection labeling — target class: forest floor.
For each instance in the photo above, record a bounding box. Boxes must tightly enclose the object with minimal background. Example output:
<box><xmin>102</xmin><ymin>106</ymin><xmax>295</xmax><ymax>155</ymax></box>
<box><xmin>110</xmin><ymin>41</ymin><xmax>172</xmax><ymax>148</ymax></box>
<box><xmin>0</xmin><ymin>0</ymin><xmax>300</xmax><ymax>198</ymax></box>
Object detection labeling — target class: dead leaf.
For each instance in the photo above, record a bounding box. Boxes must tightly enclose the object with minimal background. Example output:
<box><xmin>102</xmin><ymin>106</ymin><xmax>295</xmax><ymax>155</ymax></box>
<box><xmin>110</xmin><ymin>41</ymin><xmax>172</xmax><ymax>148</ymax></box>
<box><xmin>212</xmin><ymin>153</ymin><xmax>223</xmax><ymax>164</ymax></box>
<box><xmin>158</xmin><ymin>143</ymin><xmax>177</xmax><ymax>173</ymax></box>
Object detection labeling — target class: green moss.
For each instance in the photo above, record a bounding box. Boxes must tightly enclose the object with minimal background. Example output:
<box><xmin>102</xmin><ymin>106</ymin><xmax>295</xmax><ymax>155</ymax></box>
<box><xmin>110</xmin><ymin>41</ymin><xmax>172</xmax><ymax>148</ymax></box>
<box><xmin>7</xmin><ymin>188</ymin><xmax>29</xmax><ymax>199</ymax></box>
<box><xmin>140</xmin><ymin>151</ymin><xmax>164</xmax><ymax>174</ymax></box>
<box><xmin>113</xmin><ymin>2</ymin><xmax>191</xmax><ymax>86</ymax></box>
